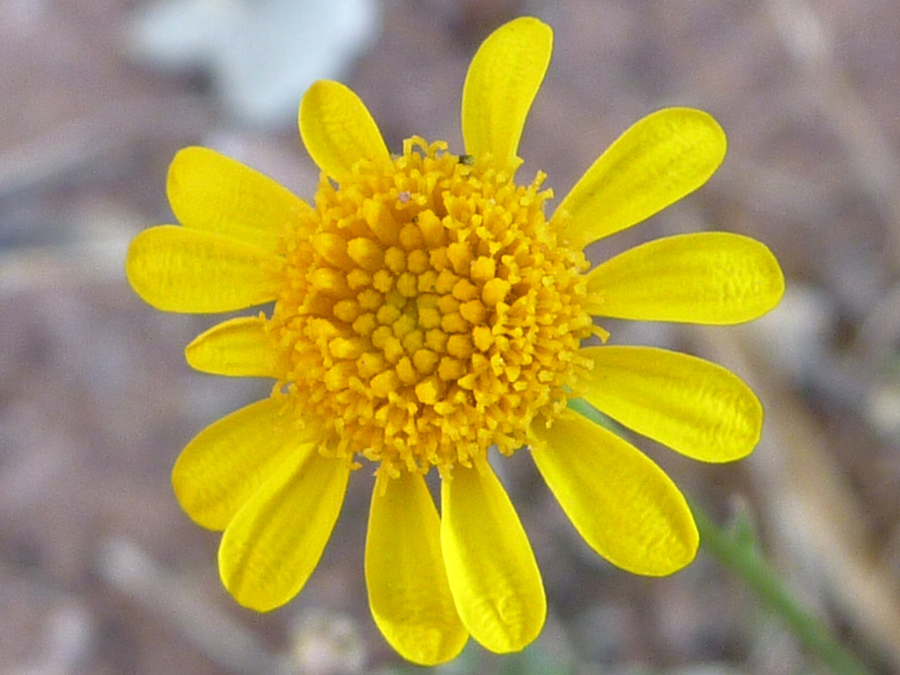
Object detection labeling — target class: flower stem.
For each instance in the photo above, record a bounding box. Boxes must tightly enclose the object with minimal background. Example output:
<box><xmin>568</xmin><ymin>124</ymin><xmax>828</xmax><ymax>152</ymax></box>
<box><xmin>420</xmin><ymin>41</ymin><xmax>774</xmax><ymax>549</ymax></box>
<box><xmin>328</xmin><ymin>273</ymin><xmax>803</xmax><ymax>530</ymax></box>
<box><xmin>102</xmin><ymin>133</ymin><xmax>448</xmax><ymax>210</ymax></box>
<box><xmin>691</xmin><ymin>501</ymin><xmax>875</xmax><ymax>675</ymax></box>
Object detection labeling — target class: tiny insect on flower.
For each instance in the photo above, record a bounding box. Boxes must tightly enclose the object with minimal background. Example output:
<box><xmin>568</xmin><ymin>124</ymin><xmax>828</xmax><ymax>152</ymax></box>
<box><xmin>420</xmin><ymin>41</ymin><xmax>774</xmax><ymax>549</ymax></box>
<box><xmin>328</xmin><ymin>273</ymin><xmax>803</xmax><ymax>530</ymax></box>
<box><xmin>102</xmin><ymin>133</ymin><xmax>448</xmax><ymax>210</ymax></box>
<box><xmin>125</xmin><ymin>16</ymin><xmax>784</xmax><ymax>666</ymax></box>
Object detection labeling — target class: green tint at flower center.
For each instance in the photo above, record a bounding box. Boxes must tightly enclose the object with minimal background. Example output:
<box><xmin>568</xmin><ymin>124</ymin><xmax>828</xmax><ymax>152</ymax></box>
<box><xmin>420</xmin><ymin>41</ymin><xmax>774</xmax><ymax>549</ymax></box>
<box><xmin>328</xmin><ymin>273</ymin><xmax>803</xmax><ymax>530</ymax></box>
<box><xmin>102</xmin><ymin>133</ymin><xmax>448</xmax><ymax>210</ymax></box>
<box><xmin>270</xmin><ymin>137</ymin><xmax>595</xmax><ymax>476</ymax></box>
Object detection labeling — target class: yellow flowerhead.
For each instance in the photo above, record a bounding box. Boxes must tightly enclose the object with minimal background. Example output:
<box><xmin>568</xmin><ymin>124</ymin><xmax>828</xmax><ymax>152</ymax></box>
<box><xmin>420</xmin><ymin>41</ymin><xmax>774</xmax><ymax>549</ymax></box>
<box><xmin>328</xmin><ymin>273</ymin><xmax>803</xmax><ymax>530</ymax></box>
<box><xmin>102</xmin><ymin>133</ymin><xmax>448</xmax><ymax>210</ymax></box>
<box><xmin>126</xmin><ymin>17</ymin><xmax>784</xmax><ymax>666</ymax></box>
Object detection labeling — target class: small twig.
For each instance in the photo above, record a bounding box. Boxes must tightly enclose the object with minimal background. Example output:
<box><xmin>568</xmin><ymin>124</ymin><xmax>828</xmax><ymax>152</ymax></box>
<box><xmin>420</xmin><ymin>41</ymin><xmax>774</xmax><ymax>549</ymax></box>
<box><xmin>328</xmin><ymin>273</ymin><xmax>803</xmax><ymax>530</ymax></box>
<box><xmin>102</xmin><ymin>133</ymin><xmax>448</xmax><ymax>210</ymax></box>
<box><xmin>692</xmin><ymin>502</ymin><xmax>876</xmax><ymax>675</ymax></box>
<box><xmin>0</xmin><ymin>95</ymin><xmax>209</xmax><ymax>198</ymax></box>
<box><xmin>97</xmin><ymin>538</ymin><xmax>295</xmax><ymax>675</ymax></box>
<box><xmin>765</xmin><ymin>0</ymin><xmax>900</xmax><ymax>263</ymax></box>
<box><xmin>0</xmin><ymin>237</ymin><xmax>132</xmax><ymax>298</ymax></box>
<box><xmin>689</xmin><ymin>322</ymin><xmax>900</xmax><ymax>674</ymax></box>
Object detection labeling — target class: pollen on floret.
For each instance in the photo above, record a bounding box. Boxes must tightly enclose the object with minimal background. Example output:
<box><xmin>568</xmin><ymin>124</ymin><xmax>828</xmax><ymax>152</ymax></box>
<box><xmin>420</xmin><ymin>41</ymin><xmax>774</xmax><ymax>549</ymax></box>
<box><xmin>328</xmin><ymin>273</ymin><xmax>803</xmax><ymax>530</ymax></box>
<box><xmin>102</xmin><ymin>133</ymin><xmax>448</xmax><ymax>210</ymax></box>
<box><xmin>269</xmin><ymin>136</ymin><xmax>594</xmax><ymax>477</ymax></box>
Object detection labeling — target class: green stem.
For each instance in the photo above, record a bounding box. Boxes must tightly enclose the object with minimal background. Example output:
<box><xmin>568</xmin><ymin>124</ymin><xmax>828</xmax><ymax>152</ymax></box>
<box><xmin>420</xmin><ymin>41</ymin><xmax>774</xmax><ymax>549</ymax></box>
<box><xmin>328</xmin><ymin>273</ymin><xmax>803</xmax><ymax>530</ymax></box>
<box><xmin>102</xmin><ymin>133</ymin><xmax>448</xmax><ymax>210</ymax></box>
<box><xmin>692</xmin><ymin>501</ymin><xmax>875</xmax><ymax>675</ymax></box>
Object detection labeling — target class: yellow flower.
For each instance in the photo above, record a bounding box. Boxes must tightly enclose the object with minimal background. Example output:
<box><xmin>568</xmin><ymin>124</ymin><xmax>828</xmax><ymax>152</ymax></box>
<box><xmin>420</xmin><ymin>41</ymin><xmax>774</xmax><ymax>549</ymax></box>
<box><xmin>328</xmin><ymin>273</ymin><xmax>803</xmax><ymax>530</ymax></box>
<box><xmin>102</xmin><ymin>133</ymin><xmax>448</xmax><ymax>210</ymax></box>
<box><xmin>125</xmin><ymin>16</ymin><xmax>784</xmax><ymax>666</ymax></box>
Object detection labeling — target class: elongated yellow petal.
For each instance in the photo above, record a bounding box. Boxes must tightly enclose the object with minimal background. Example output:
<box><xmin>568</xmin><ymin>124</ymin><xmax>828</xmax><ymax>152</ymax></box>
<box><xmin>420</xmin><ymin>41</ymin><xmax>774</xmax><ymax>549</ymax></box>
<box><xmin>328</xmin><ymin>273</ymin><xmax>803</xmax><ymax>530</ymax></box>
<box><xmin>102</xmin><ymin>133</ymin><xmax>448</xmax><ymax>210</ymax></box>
<box><xmin>299</xmin><ymin>80</ymin><xmax>390</xmax><ymax>181</ymax></box>
<box><xmin>461</xmin><ymin>17</ymin><xmax>552</xmax><ymax>169</ymax></box>
<box><xmin>168</xmin><ymin>146</ymin><xmax>314</xmax><ymax>251</ymax></box>
<box><xmin>531</xmin><ymin>414</ymin><xmax>698</xmax><ymax>575</ymax></box>
<box><xmin>185</xmin><ymin>316</ymin><xmax>284</xmax><ymax>378</ymax></box>
<box><xmin>441</xmin><ymin>462</ymin><xmax>545</xmax><ymax>653</ymax></box>
<box><xmin>125</xmin><ymin>225</ymin><xmax>284</xmax><ymax>313</ymax></box>
<box><xmin>585</xmin><ymin>232</ymin><xmax>784</xmax><ymax>324</ymax></box>
<box><xmin>173</xmin><ymin>399</ymin><xmax>320</xmax><ymax>530</ymax></box>
<box><xmin>366</xmin><ymin>472</ymin><xmax>468</xmax><ymax>665</ymax></box>
<box><xmin>580</xmin><ymin>346</ymin><xmax>762</xmax><ymax>462</ymax></box>
<box><xmin>556</xmin><ymin>108</ymin><xmax>726</xmax><ymax>248</ymax></box>
<box><xmin>219</xmin><ymin>449</ymin><xmax>350</xmax><ymax>612</ymax></box>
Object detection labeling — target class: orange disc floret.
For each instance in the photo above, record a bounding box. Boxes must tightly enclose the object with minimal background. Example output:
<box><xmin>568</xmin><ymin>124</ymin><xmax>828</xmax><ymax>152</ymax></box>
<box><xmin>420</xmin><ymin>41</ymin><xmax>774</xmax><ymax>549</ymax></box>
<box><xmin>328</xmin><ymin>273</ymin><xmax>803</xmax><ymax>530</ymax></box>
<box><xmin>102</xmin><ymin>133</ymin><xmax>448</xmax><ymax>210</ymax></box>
<box><xmin>269</xmin><ymin>137</ymin><xmax>594</xmax><ymax>477</ymax></box>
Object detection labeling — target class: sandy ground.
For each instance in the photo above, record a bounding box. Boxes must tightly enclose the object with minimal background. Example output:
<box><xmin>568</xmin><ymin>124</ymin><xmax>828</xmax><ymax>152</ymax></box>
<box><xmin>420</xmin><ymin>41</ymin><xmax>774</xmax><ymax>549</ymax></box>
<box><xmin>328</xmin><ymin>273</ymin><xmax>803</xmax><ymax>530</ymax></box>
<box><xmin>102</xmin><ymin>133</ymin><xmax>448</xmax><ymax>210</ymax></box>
<box><xmin>2</xmin><ymin>0</ymin><xmax>900</xmax><ymax>673</ymax></box>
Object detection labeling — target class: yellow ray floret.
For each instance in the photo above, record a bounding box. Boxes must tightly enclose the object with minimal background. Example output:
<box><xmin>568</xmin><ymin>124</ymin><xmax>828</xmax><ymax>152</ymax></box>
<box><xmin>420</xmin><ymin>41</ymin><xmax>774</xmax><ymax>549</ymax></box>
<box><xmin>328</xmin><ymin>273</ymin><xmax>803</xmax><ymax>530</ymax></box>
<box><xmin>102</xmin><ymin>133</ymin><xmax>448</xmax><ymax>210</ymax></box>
<box><xmin>218</xmin><ymin>445</ymin><xmax>350</xmax><ymax>612</ymax></box>
<box><xmin>126</xmin><ymin>225</ymin><xmax>284</xmax><ymax>313</ymax></box>
<box><xmin>300</xmin><ymin>80</ymin><xmax>391</xmax><ymax>181</ymax></box>
<box><xmin>531</xmin><ymin>414</ymin><xmax>698</xmax><ymax>575</ymax></box>
<box><xmin>579</xmin><ymin>346</ymin><xmax>763</xmax><ymax>463</ymax></box>
<box><xmin>441</xmin><ymin>461</ymin><xmax>546</xmax><ymax>652</ymax></box>
<box><xmin>172</xmin><ymin>398</ymin><xmax>319</xmax><ymax>530</ymax></box>
<box><xmin>365</xmin><ymin>471</ymin><xmax>468</xmax><ymax>665</ymax></box>
<box><xmin>461</xmin><ymin>16</ymin><xmax>553</xmax><ymax>170</ymax></box>
<box><xmin>185</xmin><ymin>315</ymin><xmax>285</xmax><ymax>378</ymax></box>
<box><xmin>167</xmin><ymin>146</ymin><xmax>313</xmax><ymax>250</ymax></box>
<box><xmin>556</xmin><ymin>108</ymin><xmax>727</xmax><ymax>248</ymax></box>
<box><xmin>584</xmin><ymin>232</ymin><xmax>785</xmax><ymax>323</ymax></box>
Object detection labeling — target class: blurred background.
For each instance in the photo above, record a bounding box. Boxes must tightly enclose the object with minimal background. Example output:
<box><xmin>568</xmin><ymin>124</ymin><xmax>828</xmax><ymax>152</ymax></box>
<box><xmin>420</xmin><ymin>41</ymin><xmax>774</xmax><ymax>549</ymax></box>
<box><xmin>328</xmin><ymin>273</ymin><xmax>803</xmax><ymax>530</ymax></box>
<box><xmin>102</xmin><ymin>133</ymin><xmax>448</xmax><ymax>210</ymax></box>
<box><xmin>2</xmin><ymin>0</ymin><xmax>900</xmax><ymax>673</ymax></box>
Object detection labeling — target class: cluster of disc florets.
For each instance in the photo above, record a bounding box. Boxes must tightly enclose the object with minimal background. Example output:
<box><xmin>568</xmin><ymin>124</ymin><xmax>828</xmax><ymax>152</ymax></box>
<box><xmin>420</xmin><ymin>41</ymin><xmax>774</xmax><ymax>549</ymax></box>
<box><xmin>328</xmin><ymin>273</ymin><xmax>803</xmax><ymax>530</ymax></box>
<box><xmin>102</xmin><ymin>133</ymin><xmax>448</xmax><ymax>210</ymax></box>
<box><xmin>269</xmin><ymin>137</ymin><xmax>593</xmax><ymax>477</ymax></box>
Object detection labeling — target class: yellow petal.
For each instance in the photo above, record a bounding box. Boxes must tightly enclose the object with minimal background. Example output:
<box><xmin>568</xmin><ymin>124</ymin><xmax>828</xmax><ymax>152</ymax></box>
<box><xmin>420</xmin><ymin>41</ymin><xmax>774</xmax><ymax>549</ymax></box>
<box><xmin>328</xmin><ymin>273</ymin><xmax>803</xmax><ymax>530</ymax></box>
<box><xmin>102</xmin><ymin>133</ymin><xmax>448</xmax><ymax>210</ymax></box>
<box><xmin>185</xmin><ymin>316</ymin><xmax>284</xmax><ymax>378</ymax></box>
<box><xmin>168</xmin><ymin>146</ymin><xmax>314</xmax><ymax>251</ymax></box>
<box><xmin>299</xmin><ymin>80</ymin><xmax>390</xmax><ymax>181</ymax></box>
<box><xmin>441</xmin><ymin>462</ymin><xmax>545</xmax><ymax>653</ymax></box>
<box><xmin>556</xmin><ymin>108</ymin><xmax>727</xmax><ymax>248</ymax></box>
<box><xmin>580</xmin><ymin>346</ymin><xmax>762</xmax><ymax>462</ymax></box>
<box><xmin>125</xmin><ymin>225</ymin><xmax>284</xmax><ymax>313</ymax></box>
<box><xmin>366</xmin><ymin>471</ymin><xmax>469</xmax><ymax>666</ymax></box>
<box><xmin>219</xmin><ymin>449</ymin><xmax>350</xmax><ymax>612</ymax></box>
<box><xmin>531</xmin><ymin>414</ymin><xmax>698</xmax><ymax>575</ymax></box>
<box><xmin>173</xmin><ymin>398</ymin><xmax>319</xmax><ymax>530</ymax></box>
<box><xmin>461</xmin><ymin>17</ymin><xmax>552</xmax><ymax>169</ymax></box>
<box><xmin>585</xmin><ymin>232</ymin><xmax>784</xmax><ymax>324</ymax></box>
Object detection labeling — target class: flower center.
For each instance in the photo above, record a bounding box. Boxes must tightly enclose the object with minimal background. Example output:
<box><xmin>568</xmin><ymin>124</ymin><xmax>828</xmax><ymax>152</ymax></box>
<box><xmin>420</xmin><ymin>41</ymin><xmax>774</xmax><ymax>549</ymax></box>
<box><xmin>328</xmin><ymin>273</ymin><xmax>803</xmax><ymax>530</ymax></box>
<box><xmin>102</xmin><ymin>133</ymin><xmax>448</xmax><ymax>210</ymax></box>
<box><xmin>270</xmin><ymin>137</ymin><xmax>594</xmax><ymax>477</ymax></box>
